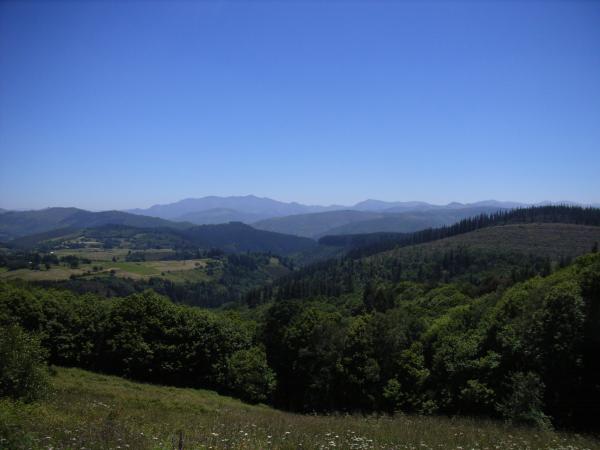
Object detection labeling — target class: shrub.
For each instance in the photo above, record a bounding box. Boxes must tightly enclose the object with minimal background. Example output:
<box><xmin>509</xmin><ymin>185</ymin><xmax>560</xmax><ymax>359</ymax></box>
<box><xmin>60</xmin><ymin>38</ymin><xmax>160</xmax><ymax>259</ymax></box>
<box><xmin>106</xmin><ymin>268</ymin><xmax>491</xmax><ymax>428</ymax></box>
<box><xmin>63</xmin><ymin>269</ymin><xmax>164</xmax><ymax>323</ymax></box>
<box><xmin>0</xmin><ymin>399</ymin><xmax>37</xmax><ymax>449</ymax></box>
<box><xmin>225</xmin><ymin>346</ymin><xmax>276</xmax><ymax>404</ymax></box>
<box><xmin>0</xmin><ymin>325</ymin><xmax>49</xmax><ymax>402</ymax></box>
<box><xmin>496</xmin><ymin>371</ymin><xmax>551</xmax><ymax>429</ymax></box>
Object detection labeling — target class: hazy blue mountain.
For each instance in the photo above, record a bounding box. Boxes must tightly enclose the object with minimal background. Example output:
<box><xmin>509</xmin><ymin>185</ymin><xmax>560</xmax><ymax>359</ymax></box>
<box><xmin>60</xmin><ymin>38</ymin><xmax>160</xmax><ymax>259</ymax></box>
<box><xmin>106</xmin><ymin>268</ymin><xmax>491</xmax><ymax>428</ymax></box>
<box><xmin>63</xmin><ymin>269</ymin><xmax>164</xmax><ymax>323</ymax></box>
<box><xmin>128</xmin><ymin>195</ymin><xmax>344</xmax><ymax>220</ymax></box>
<box><xmin>353</xmin><ymin>200</ymin><xmax>526</xmax><ymax>213</ymax></box>
<box><xmin>253</xmin><ymin>210</ymin><xmax>385</xmax><ymax>238</ymax></box>
<box><xmin>254</xmin><ymin>206</ymin><xmax>509</xmax><ymax>238</ymax></box>
<box><xmin>326</xmin><ymin>207</ymin><xmax>507</xmax><ymax>236</ymax></box>
<box><xmin>353</xmin><ymin>200</ymin><xmax>434</xmax><ymax>212</ymax></box>
<box><xmin>380</xmin><ymin>200</ymin><xmax>527</xmax><ymax>213</ymax></box>
<box><xmin>467</xmin><ymin>200</ymin><xmax>527</xmax><ymax>209</ymax></box>
<box><xmin>175</xmin><ymin>208</ymin><xmax>268</xmax><ymax>224</ymax></box>
<box><xmin>0</xmin><ymin>207</ymin><xmax>190</xmax><ymax>241</ymax></box>
<box><xmin>127</xmin><ymin>196</ymin><xmax>595</xmax><ymax>226</ymax></box>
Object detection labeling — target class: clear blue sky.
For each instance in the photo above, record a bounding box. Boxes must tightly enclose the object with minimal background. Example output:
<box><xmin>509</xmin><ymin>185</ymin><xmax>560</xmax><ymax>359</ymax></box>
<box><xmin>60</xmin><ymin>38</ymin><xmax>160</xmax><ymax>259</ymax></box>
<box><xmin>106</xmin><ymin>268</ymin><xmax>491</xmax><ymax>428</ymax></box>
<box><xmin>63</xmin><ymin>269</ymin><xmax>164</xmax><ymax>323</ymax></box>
<box><xmin>1</xmin><ymin>1</ymin><xmax>599</xmax><ymax>210</ymax></box>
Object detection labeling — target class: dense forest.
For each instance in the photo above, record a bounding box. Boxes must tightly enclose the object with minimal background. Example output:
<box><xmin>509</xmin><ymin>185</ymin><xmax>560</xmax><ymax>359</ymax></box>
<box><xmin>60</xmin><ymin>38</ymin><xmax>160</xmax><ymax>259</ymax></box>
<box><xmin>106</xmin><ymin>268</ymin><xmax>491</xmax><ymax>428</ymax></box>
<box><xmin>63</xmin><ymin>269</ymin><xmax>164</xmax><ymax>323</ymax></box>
<box><xmin>248</xmin><ymin>206</ymin><xmax>600</xmax><ymax>305</ymax></box>
<box><xmin>2</xmin><ymin>252</ymin><xmax>599</xmax><ymax>429</ymax></box>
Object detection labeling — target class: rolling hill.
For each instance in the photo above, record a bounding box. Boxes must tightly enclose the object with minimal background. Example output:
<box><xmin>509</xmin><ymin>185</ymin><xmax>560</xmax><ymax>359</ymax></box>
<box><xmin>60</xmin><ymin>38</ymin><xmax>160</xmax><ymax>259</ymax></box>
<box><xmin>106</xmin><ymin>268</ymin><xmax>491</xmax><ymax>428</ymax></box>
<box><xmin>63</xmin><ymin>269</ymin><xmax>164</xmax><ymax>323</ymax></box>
<box><xmin>128</xmin><ymin>195</ymin><xmax>343</xmax><ymax>221</ymax></box>
<box><xmin>259</xmin><ymin>206</ymin><xmax>600</xmax><ymax>303</ymax></box>
<box><xmin>253</xmin><ymin>206</ymin><xmax>506</xmax><ymax>238</ymax></box>
<box><xmin>126</xmin><ymin>196</ymin><xmax>599</xmax><ymax>229</ymax></box>
<box><xmin>324</xmin><ymin>206</ymin><xmax>506</xmax><ymax>236</ymax></box>
<box><xmin>373</xmin><ymin>222</ymin><xmax>600</xmax><ymax>262</ymax></box>
<box><xmin>179</xmin><ymin>222</ymin><xmax>317</xmax><ymax>255</ymax></box>
<box><xmin>7</xmin><ymin>221</ymin><xmax>317</xmax><ymax>257</ymax></box>
<box><xmin>0</xmin><ymin>208</ymin><xmax>191</xmax><ymax>241</ymax></box>
<box><xmin>176</xmin><ymin>208</ymin><xmax>266</xmax><ymax>224</ymax></box>
<box><xmin>253</xmin><ymin>209</ymin><xmax>385</xmax><ymax>237</ymax></box>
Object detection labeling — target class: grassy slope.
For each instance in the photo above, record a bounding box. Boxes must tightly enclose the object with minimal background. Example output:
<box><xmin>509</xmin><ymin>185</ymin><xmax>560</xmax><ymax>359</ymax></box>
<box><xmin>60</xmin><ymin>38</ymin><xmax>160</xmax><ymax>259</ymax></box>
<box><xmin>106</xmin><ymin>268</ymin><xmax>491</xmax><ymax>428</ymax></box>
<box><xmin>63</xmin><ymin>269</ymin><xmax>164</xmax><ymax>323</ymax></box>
<box><xmin>376</xmin><ymin>223</ymin><xmax>600</xmax><ymax>261</ymax></box>
<box><xmin>0</xmin><ymin>258</ymin><xmax>215</xmax><ymax>282</ymax></box>
<box><xmin>1</xmin><ymin>367</ymin><xmax>597</xmax><ymax>450</ymax></box>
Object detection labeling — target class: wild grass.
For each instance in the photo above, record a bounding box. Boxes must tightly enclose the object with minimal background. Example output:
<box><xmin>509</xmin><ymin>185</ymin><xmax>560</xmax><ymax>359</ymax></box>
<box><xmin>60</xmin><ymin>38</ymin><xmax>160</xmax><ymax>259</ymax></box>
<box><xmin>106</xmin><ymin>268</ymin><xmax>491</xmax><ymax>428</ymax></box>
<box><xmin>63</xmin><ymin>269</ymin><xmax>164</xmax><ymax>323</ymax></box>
<box><xmin>1</xmin><ymin>367</ymin><xmax>598</xmax><ymax>450</ymax></box>
<box><xmin>53</xmin><ymin>248</ymin><xmax>133</xmax><ymax>262</ymax></box>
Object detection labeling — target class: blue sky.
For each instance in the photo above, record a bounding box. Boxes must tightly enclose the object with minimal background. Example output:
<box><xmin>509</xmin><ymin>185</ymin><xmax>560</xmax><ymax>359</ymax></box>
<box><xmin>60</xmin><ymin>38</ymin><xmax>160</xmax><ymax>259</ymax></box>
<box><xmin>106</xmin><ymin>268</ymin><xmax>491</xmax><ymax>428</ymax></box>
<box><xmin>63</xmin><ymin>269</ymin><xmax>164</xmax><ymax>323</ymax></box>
<box><xmin>1</xmin><ymin>1</ymin><xmax>599</xmax><ymax>210</ymax></box>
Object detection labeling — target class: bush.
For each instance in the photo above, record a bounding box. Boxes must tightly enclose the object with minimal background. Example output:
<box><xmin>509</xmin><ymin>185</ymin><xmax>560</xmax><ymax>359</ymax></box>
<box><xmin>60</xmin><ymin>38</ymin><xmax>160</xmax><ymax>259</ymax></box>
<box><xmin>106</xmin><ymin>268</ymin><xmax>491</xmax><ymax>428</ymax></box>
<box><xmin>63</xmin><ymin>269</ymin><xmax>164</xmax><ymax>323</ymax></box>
<box><xmin>0</xmin><ymin>325</ymin><xmax>49</xmax><ymax>402</ymax></box>
<box><xmin>225</xmin><ymin>346</ymin><xmax>276</xmax><ymax>404</ymax></box>
<box><xmin>497</xmin><ymin>372</ymin><xmax>551</xmax><ymax>429</ymax></box>
<box><xmin>0</xmin><ymin>399</ymin><xmax>37</xmax><ymax>449</ymax></box>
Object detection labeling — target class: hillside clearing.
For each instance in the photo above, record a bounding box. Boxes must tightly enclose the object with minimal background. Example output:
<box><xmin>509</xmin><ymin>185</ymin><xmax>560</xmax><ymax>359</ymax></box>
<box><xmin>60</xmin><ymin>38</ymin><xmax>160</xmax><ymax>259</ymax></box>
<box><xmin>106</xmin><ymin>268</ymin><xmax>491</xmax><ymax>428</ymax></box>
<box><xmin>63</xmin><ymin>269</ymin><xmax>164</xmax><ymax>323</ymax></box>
<box><xmin>379</xmin><ymin>223</ymin><xmax>600</xmax><ymax>261</ymax></box>
<box><xmin>1</xmin><ymin>367</ymin><xmax>597</xmax><ymax>450</ymax></box>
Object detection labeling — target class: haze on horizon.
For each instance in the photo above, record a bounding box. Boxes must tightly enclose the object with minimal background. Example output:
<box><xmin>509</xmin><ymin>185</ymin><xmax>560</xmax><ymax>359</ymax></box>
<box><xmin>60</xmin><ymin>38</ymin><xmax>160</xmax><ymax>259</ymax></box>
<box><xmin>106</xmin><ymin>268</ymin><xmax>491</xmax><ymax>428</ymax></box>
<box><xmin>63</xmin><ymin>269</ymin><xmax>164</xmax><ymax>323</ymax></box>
<box><xmin>1</xmin><ymin>1</ymin><xmax>599</xmax><ymax>211</ymax></box>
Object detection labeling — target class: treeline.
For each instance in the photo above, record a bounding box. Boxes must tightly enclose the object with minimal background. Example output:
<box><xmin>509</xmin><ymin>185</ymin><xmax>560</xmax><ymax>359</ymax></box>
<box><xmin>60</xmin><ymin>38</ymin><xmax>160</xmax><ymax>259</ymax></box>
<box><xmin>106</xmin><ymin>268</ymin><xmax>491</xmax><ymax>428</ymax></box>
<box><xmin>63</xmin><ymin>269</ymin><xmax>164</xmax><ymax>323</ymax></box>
<box><xmin>0</xmin><ymin>251</ymin><xmax>90</xmax><ymax>270</ymax></box>
<box><xmin>320</xmin><ymin>205</ymin><xmax>600</xmax><ymax>258</ymax></box>
<box><xmin>0</xmin><ymin>284</ymin><xmax>275</xmax><ymax>404</ymax></box>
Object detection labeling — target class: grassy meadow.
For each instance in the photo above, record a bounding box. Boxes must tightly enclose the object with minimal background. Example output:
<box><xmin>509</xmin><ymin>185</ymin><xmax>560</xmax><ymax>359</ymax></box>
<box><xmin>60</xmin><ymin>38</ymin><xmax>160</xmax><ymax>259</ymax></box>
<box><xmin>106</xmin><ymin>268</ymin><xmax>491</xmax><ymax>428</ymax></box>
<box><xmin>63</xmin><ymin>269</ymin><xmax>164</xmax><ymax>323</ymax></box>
<box><xmin>0</xmin><ymin>245</ymin><xmax>218</xmax><ymax>283</ymax></box>
<box><xmin>1</xmin><ymin>367</ymin><xmax>598</xmax><ymax>450</ymax></box>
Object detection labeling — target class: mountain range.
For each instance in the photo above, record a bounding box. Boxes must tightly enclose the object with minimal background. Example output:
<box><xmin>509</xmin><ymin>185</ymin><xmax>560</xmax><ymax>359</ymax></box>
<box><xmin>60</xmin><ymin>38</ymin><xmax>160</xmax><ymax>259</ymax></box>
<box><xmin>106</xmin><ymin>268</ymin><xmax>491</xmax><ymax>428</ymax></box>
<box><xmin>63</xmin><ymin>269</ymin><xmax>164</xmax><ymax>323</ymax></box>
<box><xmin>127</xmin><ymin>195</ymin><xmax>343</xmax><ymax>221</ymax></box>
<box><xmin>127</xmin><ymin>196</ymin><xmax>530</xmax><ymax>222</ymax></box>
<box><xmin>126</xmin><ymin>196</ymin><xmax>597</xmax><ymax>238</ymax></box>
<box><xmin>2</xmin><ymin>197</ymin><xmax>598</xmax><ymax>243</ymax></box>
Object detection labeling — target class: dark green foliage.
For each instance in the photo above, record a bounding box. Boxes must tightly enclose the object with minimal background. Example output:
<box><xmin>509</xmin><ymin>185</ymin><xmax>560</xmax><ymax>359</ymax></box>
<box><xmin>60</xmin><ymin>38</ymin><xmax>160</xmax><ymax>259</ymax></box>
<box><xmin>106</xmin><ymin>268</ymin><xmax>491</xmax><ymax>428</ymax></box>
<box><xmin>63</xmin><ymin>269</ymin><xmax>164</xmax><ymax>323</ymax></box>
<box><xmin>178</xmin><ymin>222</ymin><xmax>317</xmax><ymax>255</ymax></box>
<box><xmin>261</xmin><ymin>245</ymin><xmax>557</xmax><ymax>305</ymax></box>
<box><xmin>0</xmin><ymin>284</ymin><xmax>254</xmax><ymax>396</ymax></box>
<box><xmin>256</xmin><ymin>253</ymin><xmax>600</xmax><ymax>429</ymax></box>
<box><xmin>0</xmin><ymin>325</ymin><xmax>49</xmax><ymax>402</ymax></box>
<box><xmin>496</xmin><ymin>372</ymin><xmax>551</xmax><ymax>428</ymax></box>
<box><xmin>262</xmin><ymin>300</ymin><xmax>346</xmax><ymax>411</ymax></box>
<box><xmin>0</xmin><ymin>251</ymin><xmax>61</xmax><ymax>271</ymax></box>
<box><xmin>224</xmin><ymin>346</ymin><xmax>276</xmax><ymax>404</ymax></box>
<box><xmin>1</xmin><ymin>242</ymin><xmax>599</xmax><ymax>432</ymax></box>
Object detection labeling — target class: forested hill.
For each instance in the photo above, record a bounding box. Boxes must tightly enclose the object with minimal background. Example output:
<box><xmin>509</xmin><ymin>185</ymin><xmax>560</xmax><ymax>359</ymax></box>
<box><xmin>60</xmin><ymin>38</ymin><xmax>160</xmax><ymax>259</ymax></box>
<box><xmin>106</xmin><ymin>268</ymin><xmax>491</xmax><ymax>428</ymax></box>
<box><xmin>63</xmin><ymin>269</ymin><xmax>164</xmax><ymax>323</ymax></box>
<box><xmin>179</xmin><ymin>222</ymin><xmax>317</xmax><ymax>255</ymax></box>
<box><xmin>7</xmin><ymin>221</ymin><xmax>316</xmax><ymax>257</ymax></box>
<box><xmin>0</xmin><ymin>207</ymin><xmax>191</xmax><ymax>241</ymax></box>
<box><xmin>246</xmin><ymin>206</ymin><xmax>600</xmax><ymax>304</ymax></box>
<box><xmin>320</xmin><ymin>205</ymin><xmax>600</xmax><ymax>258</ymax></box>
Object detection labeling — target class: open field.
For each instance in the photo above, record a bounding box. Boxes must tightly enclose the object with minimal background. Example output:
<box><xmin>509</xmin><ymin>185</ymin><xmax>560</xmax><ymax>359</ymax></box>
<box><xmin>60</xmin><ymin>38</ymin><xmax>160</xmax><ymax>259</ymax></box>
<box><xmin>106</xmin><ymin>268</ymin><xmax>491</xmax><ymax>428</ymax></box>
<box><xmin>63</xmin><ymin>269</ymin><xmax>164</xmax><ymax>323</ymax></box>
<box><xmin>0</xmin><ymin>265</ymin><xmax>88</xmax><ymax>281</ymax></box>
<box><xmin>0</xmin><ymin>259</ymin><xmax>216</xmax><ymax>282</ymax></box>
<box><xmin>52</xmin><ymin>248</ymin><xmax>177</xmax><ymax>262</ymax></box>
<box><xmin>108</xmin><ymin>259</ymin><xmax>214</xmax><ymax>281</ymax></box>
<box><xmin>1</xmin><ymin>367</ymin><xmax>598</xmax><ymax>450</ymax></box>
